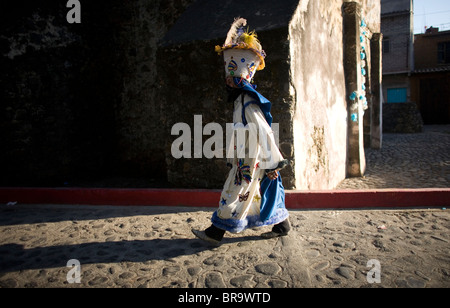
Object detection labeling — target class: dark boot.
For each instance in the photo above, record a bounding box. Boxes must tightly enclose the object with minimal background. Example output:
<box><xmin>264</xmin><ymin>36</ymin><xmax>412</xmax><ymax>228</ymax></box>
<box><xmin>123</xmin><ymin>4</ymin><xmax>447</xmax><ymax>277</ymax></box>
<box><xmin>192</xmin><ymin>224</ymin><xmax>226</xmax><ymax>245</ymax></box>
<box><xmin>261</xmin><ymin>219</ymin><xmax>290</xmax><ymax>239</ymax></box>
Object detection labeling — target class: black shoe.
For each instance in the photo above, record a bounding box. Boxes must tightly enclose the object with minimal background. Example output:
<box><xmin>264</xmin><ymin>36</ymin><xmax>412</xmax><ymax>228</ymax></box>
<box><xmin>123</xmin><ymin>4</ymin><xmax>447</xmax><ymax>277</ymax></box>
<box><xmin>192</xmin><ymin>229</ymin><xmax>221</xmax><ymax>246</ymax></box>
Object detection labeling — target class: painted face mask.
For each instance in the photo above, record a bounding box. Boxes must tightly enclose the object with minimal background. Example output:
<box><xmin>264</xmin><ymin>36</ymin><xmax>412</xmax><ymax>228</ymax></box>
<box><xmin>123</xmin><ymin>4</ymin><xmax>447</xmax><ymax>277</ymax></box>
<box><xmin>215</xmin><ymin>18</ymin><xmax>266</xmax><ymax>83</ymax></box>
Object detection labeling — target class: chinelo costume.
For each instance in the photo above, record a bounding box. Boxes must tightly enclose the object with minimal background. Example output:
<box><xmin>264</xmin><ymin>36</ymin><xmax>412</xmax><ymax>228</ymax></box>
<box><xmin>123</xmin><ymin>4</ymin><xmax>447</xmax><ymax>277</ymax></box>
<box><xmin>192</xmin><ymin>18</ymin><xmax>290</xmax><ymax>245</ymax></box>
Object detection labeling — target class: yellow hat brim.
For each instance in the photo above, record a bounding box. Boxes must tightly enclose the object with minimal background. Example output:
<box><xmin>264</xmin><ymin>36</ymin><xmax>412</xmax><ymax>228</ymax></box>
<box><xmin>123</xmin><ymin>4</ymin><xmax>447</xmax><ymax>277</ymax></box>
<box><xmin>215</xmin><ymin>44</ymin><xmax>265</xmax><ymax>71</ymax></box>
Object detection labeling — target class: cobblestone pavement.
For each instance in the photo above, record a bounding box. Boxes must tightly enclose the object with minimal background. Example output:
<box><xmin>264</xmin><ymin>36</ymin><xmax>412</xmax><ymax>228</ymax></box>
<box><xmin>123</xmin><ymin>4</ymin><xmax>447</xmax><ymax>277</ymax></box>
<box><xmin>0</xmin><ymin>204</ymin><xmax>449</xmax><ymax>288</ymax></box>
<box><xmin>336</xmin><ymin>125</ymin><xmax>450</xmax><ymax>190</ymax></box>
<box><xmin>1</xmin><ymin>126</ymin><xmax>449</xmax><ymax>288</ymax></box>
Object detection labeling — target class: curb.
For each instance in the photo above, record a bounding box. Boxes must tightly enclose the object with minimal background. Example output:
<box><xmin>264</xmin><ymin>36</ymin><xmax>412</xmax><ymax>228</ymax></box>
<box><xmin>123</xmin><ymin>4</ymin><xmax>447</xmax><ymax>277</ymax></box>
<box><xmin>0</xmin><ymin>187</ymin><xmax>449</xmax><ymax>209</ymax></box>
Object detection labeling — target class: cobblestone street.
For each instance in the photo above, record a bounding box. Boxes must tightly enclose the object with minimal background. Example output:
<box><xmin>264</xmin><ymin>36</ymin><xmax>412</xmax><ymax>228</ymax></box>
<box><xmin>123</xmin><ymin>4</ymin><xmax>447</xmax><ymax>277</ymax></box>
<box><xmin>0</xmin><ymin>205</ymin><xmax>449</xmax><ymax>288</ymax></box>
<box><xmin>337</xmin><ymin>125</ymin><xmax>450</xmax><ymax>189</ymax></box>
<box><xmin>0</xmin><ymin>126</ymin><xmax>449</xmax><ymax>288</ymax></box>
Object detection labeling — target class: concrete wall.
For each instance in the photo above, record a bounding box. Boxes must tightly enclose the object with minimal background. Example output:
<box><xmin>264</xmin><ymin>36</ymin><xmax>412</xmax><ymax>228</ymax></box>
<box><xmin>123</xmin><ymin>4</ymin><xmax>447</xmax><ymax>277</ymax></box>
<box><xmin>289</xmin><ymin>0</ymin><xmax>380</xmax><ymax>189</ymax></box>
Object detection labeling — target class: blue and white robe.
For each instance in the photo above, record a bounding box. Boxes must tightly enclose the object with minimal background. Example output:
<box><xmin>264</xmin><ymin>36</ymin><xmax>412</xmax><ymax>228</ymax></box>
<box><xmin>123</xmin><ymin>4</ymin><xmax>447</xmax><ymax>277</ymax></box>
<box><xmin>211</xmin><ymin>83</ymin><xmax>289</xmax><ymax>233</ymax></box>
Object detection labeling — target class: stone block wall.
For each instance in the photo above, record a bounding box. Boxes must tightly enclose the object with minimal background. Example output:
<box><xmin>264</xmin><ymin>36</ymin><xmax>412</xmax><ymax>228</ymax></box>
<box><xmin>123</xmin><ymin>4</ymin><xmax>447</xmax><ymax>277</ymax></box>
<box><xmin>0</xmin><ymin>0</ymin><xmax>194</xmax><ymax>187</ymax></box>
<box><xmin>383</xmin><ymin>103</ymin><xmax>423</xmax><ymax>133</ymax></box>
<box><xmin>1</xmin><ymin>1</ymin><xmax>120</xmax><ymax>186</ymax></box>
<box><xmin>112</xmin><ymin>0</ymin><xmax>196</xmax><ymax>181</ymax></box>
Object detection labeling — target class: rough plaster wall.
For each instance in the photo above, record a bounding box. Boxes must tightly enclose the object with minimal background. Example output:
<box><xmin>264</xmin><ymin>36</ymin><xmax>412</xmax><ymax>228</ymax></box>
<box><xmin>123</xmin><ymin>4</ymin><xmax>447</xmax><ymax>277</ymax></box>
<box><xmin>289</xmin><ymin>0</ymin><xmax>380</xmax><ymax>190</ymax></box>
<box><xmin>362</xmin><ymin>0</ymin><xmax>381</xmax><ymax>31</ymax></box>
<box><xmin>289</xmin><ymin>0</ymin><xmax>347</xmax><ymax>190</ymax></box>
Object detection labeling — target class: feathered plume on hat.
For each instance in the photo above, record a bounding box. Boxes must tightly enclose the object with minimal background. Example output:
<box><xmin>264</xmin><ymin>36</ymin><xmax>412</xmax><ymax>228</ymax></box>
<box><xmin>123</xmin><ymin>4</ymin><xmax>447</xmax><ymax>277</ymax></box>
<box><xmin>215</xmin><ymin>17</ymin><xmax>266</xmax><ymax>71</ymax></box>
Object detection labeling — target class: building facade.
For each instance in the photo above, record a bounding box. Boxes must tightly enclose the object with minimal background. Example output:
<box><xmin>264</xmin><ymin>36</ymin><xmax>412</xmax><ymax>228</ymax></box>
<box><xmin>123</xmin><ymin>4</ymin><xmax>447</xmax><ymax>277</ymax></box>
<box><xmin>380</xmin><ymin>0</ymin><xmax>414</xmax><ymax>104</ymax></box>
<box><xmin>380</xmin><ymin>0</ymin><xmax>450</xmax><ymax>126</ymax></box>
<box><xmin>411</xmin><ymin>28</ymin><xmax>450</xmax><ymax>124</ymax></box>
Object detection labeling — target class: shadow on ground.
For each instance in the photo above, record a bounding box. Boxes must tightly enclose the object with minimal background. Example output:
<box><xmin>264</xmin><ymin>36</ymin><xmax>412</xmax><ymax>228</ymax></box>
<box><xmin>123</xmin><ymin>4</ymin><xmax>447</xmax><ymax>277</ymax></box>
<box><xmin>0</xmin><ymin>235</ymin><xmax>266</xmax><ymax>274</ymax></box>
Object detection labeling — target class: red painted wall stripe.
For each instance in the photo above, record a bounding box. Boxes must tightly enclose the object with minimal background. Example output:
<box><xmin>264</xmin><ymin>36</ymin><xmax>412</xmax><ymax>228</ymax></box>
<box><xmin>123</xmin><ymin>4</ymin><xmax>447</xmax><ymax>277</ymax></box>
<box><xmin>0</xmin><ymin>187</ymin><xmax>449</xmax><ymax>209</ymax></box>
<box><xmin>285</xmin><ymin>189</ymin><xmax>449</xmax><ymax>209</ymax></box>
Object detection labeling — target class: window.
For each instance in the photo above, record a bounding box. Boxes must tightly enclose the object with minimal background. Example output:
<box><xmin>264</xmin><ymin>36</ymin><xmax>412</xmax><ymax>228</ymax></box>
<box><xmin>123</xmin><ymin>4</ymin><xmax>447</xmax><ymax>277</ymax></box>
<box><xmin>382</xmin><ymin>38</ymin><xmax>390</xmax><ymax>54</ymax></box>
<box><xmin>387</xmin><ymin>88</ymin><xmax>407</xmax><ymax>103</ymax></box>
<box><xmin>438</xmin><ymin>42</ymin><xmax>450</xmax><ymax>64</ymax></box>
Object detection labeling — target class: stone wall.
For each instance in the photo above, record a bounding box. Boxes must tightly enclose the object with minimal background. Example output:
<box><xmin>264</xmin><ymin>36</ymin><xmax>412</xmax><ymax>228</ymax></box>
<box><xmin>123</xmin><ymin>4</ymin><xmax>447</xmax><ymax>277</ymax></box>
<box><xmin>113</xmin><ymin>0</ymin><xmax>195</xmax><ymax>181</ymax></box>
<box><xmin>158</xmin><ymin>27</ymin><xmax>295</xmax><ymax>189</ymax></box>
<box><xmin>0</xmin><ymin>0</ymin><xmax>194</xmax><ymax>187</ymax></box>
<box><xmin>1</xmin><ymin>1</ymin><xmax>120</xmax><ymax>186</ymax></box>
<box><xmin>1</xmin><ymin>0</ymin><xmax>381</xmax><ymax>190</ymax></box>
<box><xmin>383</xmin><ymin>103</ymin><xmax>423</xmax><ymax>133</ymax></box>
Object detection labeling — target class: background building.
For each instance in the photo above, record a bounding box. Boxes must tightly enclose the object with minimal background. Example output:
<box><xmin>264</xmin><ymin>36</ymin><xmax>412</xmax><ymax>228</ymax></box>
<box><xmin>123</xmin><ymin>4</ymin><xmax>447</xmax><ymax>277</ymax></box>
<box><xmin>380</xmin><ymin>0</ymin><xmax>425</xmax><ymax>133</ymax></box>
<box><xmin>411</xmin><ymin>27</ymin><xmax>450</xmax><ymax>124</ymax></box>
<box><xmin>380</xmin><ymin>0</ymin><xmax>414</xmax><ymax>103</ymax></box>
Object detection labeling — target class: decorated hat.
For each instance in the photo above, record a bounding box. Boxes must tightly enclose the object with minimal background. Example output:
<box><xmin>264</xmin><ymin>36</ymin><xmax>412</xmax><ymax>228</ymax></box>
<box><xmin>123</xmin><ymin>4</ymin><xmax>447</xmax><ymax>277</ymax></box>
<box><xmin>215</xmin><ymin>18</ymin><xmax>266</xmax><ymax>82</ymax></box>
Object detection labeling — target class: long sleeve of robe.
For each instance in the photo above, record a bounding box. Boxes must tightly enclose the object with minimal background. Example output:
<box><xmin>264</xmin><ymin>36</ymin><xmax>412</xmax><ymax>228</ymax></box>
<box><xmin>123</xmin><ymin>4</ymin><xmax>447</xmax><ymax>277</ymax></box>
<box><xmin>211</xmin><ymin>92</ymin><xmax>289</xmax><ymax>233</ymax></box>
